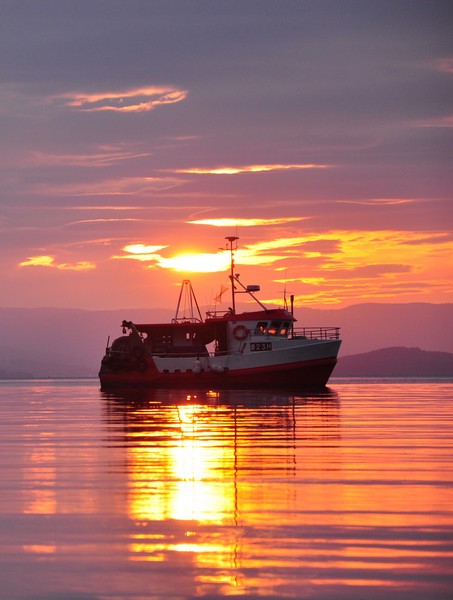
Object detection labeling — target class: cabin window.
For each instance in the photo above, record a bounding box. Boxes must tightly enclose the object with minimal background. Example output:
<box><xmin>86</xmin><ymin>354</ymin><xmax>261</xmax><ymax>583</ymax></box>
<box><xmin>254</xmin><ymin>321</ymin><xmax>268</xmax><ymax>335</ymax></box>
<box><xmin>185</xmin><ymin>331</ymin><xmax>199</xmax><ymax>343</ymax></box>
<box><xmin>280</xmin><ymin>322</ymin><xmax>290</xmax><ymax>337</ymax></box>
<box><xmin>268</xmin><ymin>321</ymin><xmax>280</xmax><ymax>335</ymax></box>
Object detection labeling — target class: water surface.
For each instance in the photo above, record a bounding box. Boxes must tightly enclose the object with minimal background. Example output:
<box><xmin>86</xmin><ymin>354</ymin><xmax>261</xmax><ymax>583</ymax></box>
<box><xmin>0</xmin><ymin>379</ymin><xmax>452</xmax><ymax>599</ymax></box>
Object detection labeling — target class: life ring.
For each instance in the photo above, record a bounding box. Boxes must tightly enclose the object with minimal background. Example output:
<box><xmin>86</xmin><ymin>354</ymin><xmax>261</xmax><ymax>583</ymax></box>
<box><xmin>232</xmin><ymin>324</ymin><xmax>249</xmax><ymax>341</ymax></box>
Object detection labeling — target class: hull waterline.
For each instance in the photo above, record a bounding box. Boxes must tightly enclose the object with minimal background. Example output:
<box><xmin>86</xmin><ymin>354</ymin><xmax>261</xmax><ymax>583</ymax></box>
<box><xmin>99</xmin><ymin>356</ymin><xmax>338</xmax><ymax>389</ymax></box>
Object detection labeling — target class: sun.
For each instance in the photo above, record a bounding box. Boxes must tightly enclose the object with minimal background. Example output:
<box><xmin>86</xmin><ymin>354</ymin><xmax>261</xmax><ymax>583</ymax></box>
<box><xmin>159</xmin><ymin>252</ymin><xmax>231</xmax><ymax>273</ymax></box>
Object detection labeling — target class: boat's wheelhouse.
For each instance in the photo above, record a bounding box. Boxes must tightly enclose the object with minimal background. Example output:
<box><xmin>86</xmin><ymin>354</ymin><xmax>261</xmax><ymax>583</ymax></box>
<box><xmin>252</xmin><ymin>318</ymin><xmax>291</xmax><ymax>338</ymax></box>
<box><xmin>204</xmin><ymin>308</ymin><xmax>295</xmax><ymax>354</ymax></box>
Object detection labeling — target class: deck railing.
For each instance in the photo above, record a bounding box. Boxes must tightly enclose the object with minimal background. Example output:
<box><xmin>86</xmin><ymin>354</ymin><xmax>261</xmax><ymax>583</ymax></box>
<box><xmin>291</xmin><ymin>327</ymin><xmax>340</xmax><ymax>340</ymax></box>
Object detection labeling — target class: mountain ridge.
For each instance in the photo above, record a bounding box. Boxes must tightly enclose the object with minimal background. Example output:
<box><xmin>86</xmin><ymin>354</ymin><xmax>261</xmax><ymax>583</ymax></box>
<box><xmin>335</xmin><ymin>346</ymin><xmax>453</xmax><ymax>377</ymax></box>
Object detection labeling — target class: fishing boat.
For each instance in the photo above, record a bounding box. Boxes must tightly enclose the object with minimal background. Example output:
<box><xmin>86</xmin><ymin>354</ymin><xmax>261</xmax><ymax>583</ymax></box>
<box><xmin>99</xmin><ymin>237</ymin><xmax>341</xmax><ymax>388</ymax></box>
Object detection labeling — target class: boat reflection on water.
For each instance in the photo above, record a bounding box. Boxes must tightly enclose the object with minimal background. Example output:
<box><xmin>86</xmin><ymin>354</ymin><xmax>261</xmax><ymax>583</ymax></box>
<box><xmin>102</xmin><ymin>385</ymin><xmax>339</xmax><ymax>410</ymax></box>
<box><xmin>100</xmin><ymin>387</ymin><xmax>340</xmax><ymax>596</ymax></box>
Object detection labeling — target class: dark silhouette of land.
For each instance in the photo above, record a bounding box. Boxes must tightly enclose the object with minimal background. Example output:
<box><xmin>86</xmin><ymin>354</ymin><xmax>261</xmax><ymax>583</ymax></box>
<box><xmin>335</xmin><ymin>347</ymin><xmax>453</xmax><ymax>377</ymax></box>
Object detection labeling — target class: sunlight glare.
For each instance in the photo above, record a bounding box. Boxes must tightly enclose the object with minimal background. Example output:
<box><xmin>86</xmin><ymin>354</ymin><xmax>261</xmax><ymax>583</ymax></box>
<box><xmin>159</xmin><ymin>252</ymin><xmax>231</xmax><ymax>273</ymax></box>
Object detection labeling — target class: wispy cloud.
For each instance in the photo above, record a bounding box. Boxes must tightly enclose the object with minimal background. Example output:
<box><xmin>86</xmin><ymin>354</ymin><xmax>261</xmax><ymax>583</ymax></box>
<box><xmin>174</xmin><ymin>163</ymin><xmax>329</xmax><ymax>175</ymax></box>
<box><xmin>30</xmin><ymin>176</ymin><xmax>187</xmax><ymax>197</ymax></box>
<box><xmin>411</xmin><ymin>115</ymin><xmax>453</xmax><ymax>128</ymax></box>
<box><xmin>188</xmin><ymin>217</ymin><xmax>305</xmax><ymax>227</ymax></box>
<box><xmin>54</xmin><ymin>86</ymin><xmax>188</xmax><ymax>113</ymax></box>
<box><xmin>113</xmin><ymin>243</ymin><xmax>169</xmax><ymax>262</ymax></box>
<box><xmin>30</xmin><ymin>146</ymin><xmax>152</xmax><ymax>167</ymax></box>
<box><xmin>124</xmin><ymin>244</ymin><xmax>168</xmax><ymax>255</ymax></box>
<box><xmin>19</xmin><ymin>256</ymin><xmax>95</xmax><ymax>271</ymax></box>
<box><xmin>337</xmin><ymin>198</ymin><xmax>417</xmax><ymax>206</ymax></box>
<box><xmin>65</xmin><ymin>218</ymin><xmax>142</xmax><ymax>226</ymax></box>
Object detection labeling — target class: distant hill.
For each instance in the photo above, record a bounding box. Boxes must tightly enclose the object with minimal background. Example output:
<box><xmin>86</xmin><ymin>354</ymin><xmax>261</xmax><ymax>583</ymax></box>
<box><xmin>0</xmin><ymin>303</ymin><xmax>452</xmax><ymax>378</ymax></box>
<box><xmin>335</xmin><ymin>346</ymin><xmax>453</xmax><ymax>377</ymax></box>
<box><xmin>296</xmin><ymin>302</ymin><xmax>453</xmax><ymax>356</ymax></box>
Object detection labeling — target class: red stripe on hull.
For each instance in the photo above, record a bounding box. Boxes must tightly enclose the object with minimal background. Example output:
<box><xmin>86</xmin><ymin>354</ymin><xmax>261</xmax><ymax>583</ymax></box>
<box><xmin>99</xmin><ymin>356</ymin><xmax>338</xmax><ymax>389</ymax></box>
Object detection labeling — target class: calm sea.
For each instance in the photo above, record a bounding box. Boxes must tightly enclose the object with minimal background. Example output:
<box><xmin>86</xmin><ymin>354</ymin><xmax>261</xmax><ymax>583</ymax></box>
<box><xmin>0</xmin><ymin>378</ymin><xmax>452</xmax><ymax>600</ymax></box>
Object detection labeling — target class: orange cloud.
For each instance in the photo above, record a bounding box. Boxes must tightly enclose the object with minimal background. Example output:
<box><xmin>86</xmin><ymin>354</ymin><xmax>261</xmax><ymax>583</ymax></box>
<box><xmin>55</xmin><ymin>86</ymin><xmax>188</xmax><ymax>112</ymax></box>
<box><xmin>19</xmin><ymin>256</ymin><xmax>55</xmax><ymax>268</ymax></box>
<box><xmin>19</xmin><ymin>256</ymin><xmax>95</xmax><ymax>271</ymax></box>
<box><xmin>56</xmin><ymin>261</ymin><xmax>96</xmax><ymax>271</ymax></box>
<box><xmin>175</xmin><ymin>163</ymin><xmax>329</xmax><ymax>175</ymax></box>
<box><xmin>265</xmin><ymin>230</ymin><xmax>453</xmax><ymax>305</ymax></box>
<box><xmin>280</xmin><ymin>274</ymin><xmax>453</xmax><ymax>307</ymax></box>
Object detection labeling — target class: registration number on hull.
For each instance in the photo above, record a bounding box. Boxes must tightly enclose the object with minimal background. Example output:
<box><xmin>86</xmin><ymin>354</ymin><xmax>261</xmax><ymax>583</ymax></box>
<box><xmin>250</xmin><ymin>342</ymin><xmax>272</xmax><ymax>351</ymax></box>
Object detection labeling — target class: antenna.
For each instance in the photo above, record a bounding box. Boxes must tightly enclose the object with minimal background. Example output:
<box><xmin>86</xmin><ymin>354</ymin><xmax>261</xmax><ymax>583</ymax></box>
<box><xmin>283</xmin><ymin>269</ymin><xmax>288</xmax><ymax>310</ymax></box>
<box><xmin>223</xmin><ymin>235</ymin><xmax>267</xmax><ymax>313</ymax></box>
<box><xmin>225</xmin><ymin>236</ymin><xmax>239</xmax><ymax>314</ymax></box>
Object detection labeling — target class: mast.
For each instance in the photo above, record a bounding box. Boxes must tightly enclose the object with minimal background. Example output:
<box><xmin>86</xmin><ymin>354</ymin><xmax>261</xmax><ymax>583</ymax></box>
<box><xmin>225</xmin><ymin>235</ymin><xmax>239</xmax><ymax>314</ymax></box>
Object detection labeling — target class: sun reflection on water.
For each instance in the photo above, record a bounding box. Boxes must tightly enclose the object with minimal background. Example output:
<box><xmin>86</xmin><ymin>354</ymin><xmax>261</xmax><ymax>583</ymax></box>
<box><xmin>104</xmin><ymin>387</ymin><xmax>341</xmax><ymax>596</ymax></box>
<box><xmin>127</xmin><ymin>401</ymin><xmax>236</xmax><ymax>524</ymax></box>
<box><xmin>124</xmin><ymin>396</ymin><xmax>242</xmax><ymax>576</ymax></box>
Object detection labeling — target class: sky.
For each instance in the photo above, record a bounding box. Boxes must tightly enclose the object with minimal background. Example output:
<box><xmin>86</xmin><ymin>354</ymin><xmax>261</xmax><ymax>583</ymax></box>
<box><xmin>1</xmin><ymin>0</ymin><xmax>452</xmax><ymax>311</ymax></box>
